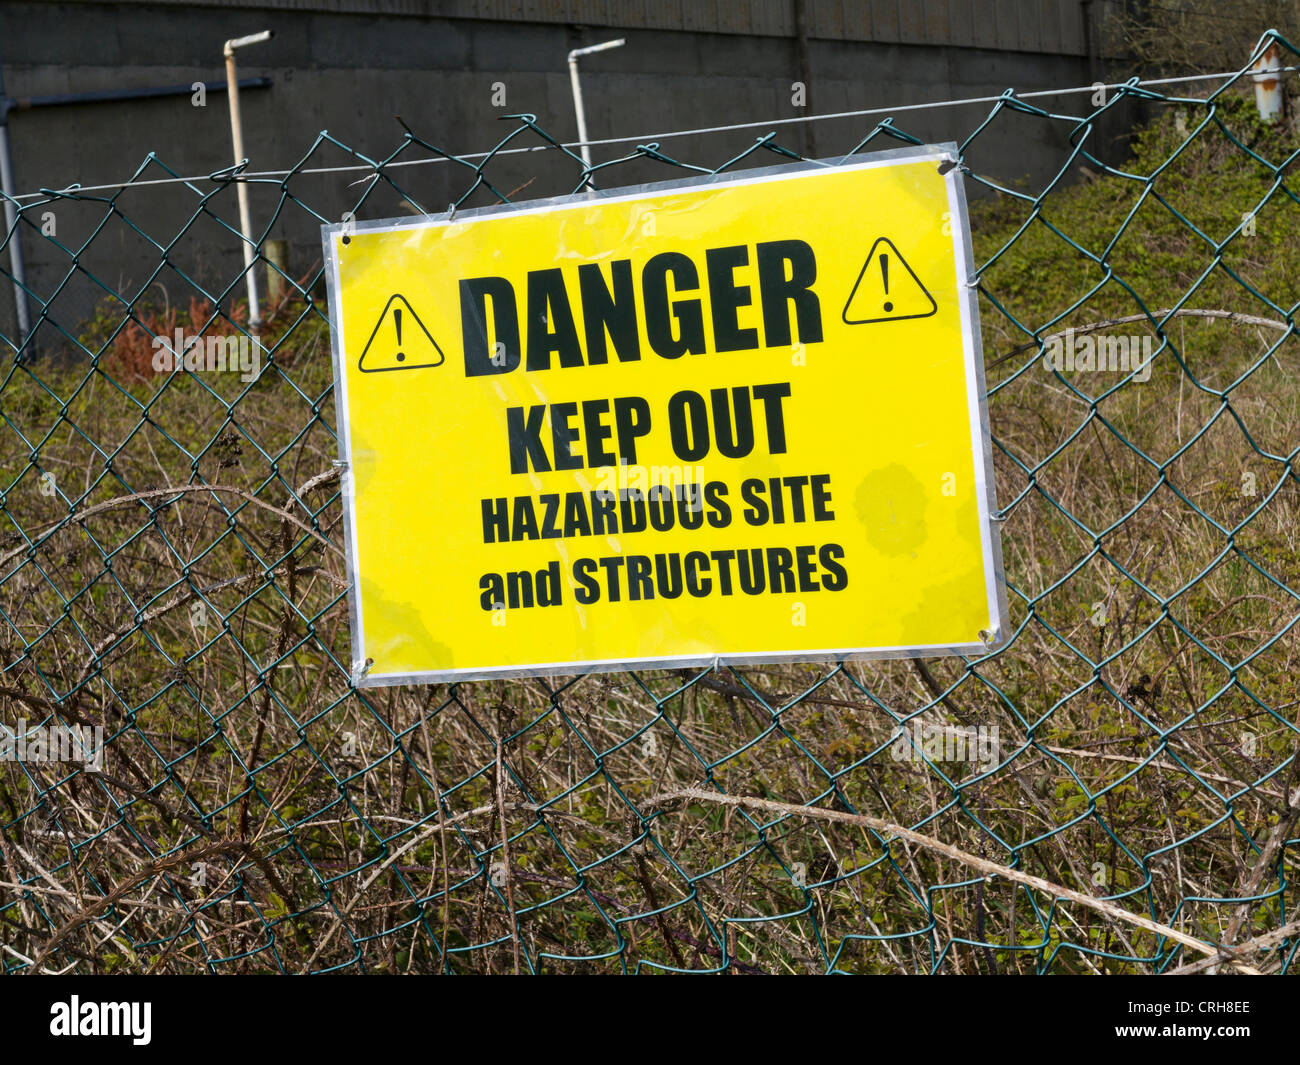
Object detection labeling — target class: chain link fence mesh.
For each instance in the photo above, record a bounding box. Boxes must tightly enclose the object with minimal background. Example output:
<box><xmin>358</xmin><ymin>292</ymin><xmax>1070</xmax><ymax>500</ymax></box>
<box><xmin>1</xmin><ymin>32</ymin><xmax>1299</xmax><ymax>975</ymax></box>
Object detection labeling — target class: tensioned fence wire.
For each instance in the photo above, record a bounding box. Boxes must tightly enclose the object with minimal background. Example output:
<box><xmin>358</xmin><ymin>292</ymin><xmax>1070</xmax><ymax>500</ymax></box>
<box><xmin>0</xmin><ymin>32</ymin><xmax>1298</xmax><ymax>974</ymax></box>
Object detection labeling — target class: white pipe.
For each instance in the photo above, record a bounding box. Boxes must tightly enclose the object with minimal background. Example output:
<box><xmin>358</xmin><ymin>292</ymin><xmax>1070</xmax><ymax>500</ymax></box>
<box><xmin>1252</xmin><ymin>42</ymin><xmax>1283</xmax><ymax>123</ymax></box>
<box><xmin>226</xmin><ymin>31</ymin><xmax>273</xmax><ymax>53</ymax></box>
<box><xmin>0</xmin><ymin>119</ymin><xmax>31</xmax><ymax>345</ymax></box>
<box><xmin>0</xmin><ymin>66</ymin><xmax>31</xmax><ymax>347</ymax></box>
<box><xmin>224</xmin><ymin>29</ymin><xmax>273</xmax><ymax>331</ymax></box>
<box><xmin>567</xmin><ymin>39</ymin><xmax>624</xmax><ymax>195</ymax></box>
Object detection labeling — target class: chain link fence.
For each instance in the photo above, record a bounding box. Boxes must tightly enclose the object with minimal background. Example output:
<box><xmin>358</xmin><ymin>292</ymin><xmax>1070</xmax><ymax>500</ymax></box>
<box><xmin>1</xmin><ymin>33</ymin><xmax>1299</xmax><ymax>975</ymax></box>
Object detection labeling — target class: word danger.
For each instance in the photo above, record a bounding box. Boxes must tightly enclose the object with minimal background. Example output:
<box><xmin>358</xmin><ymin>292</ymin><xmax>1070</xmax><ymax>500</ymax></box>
<box><xmin>480</xmin><ymin>544</ymin><xmax>848</xmax><ymax>610</ymax></box>
<box><xmin>460</xmin><ymin>240</ymin><xmax>823</xmax><ymax>375</ymax></box>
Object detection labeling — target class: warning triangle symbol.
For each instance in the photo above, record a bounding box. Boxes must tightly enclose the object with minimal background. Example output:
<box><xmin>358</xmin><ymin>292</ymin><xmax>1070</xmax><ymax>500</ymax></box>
<box><xmin>358</xmin><ymin>294</ymin><xmax>445</xmax><ymax>373</ymax></box>
<box><xmin>842</xmin><ymin>237</ymin><xmax>938</xmax><ymax>325</ymax></box>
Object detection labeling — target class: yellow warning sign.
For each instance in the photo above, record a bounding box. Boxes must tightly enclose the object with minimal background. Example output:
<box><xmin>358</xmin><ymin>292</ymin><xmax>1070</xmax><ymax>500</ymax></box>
<box><xmin>323</xmin><ymin>147</ymin><xmax>1006</xmax><ymax>685</ymax></box>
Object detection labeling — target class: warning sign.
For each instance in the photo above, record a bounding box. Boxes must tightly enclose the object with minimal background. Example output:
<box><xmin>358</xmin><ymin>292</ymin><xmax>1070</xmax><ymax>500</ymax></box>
<box><xmin>323</xmin><ymin>145</ymin><xmax>1006</xmax><ymax>685</ymax></box>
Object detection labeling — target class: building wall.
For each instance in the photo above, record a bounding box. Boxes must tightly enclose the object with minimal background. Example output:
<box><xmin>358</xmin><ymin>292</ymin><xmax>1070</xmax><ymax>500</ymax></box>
<box><xmin>0</xmin><ymin>0</ymin><xmax>1127</xmax><ymax>345</ymax></box>
<box><xmin>55</xmin><ymin>0</ymin><xmax>1100</xmax><ymax>54</ymax></box>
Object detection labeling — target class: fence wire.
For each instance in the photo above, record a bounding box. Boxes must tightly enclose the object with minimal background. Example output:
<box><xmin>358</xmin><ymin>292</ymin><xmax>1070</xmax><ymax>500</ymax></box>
<box><xmin>2</xmin><ymin>33</ymin><xmax>1299</xmax><ymax>974</ymax></box>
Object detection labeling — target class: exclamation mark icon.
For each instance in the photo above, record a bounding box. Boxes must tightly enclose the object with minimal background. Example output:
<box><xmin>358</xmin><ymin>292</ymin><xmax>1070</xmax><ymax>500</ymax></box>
<box><xmin>842</xmin><ymin>237</ymin><xmax>936</xmax><ymax>326</ymax></box>
<box><xmin>359</xmin><ymin>294</ymin><xmax>446</xmax><ymax>371</ymax></box>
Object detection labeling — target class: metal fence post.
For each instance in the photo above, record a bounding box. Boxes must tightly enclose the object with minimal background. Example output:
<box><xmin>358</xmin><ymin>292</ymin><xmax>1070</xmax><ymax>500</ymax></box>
<box><xmin>1252</xmin><ymin>40</ymin><xmax>1283</xmax><ymax>123</ymax></box>
<box><xmin>224</xmin><ymin>30</ymin><xmax>273</xmax><ymax>332</ymax></box>
<box><xmin>0</xmin><ymin>66</ymin><xmax>32</xmax><ymax>347</ymax></box>
<box><xmin>567</xmin><ymin>39</ymin><xmax>625</xmax><ymax>196</ymax></box>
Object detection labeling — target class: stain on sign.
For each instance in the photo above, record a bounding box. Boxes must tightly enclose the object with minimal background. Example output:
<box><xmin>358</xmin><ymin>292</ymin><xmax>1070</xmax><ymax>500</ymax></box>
<box><xmin>323</xmin><ymin>145</ymin><xmax>1007</xmax><ymax>685</ymax></box>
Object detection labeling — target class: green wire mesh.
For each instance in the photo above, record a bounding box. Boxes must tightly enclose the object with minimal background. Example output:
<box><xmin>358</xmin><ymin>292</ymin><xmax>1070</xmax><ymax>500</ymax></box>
<box><xmin>1</xmin><ymin>32</ymin><xmax>1299</xmax><ymax>974</ymax></box>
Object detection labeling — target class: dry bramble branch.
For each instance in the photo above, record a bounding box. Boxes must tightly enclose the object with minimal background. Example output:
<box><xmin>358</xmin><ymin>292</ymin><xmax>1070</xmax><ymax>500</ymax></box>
<box><xmin>647</xmin><ymin>787</ymin><xmax>1269</xmax><ymax>973</ymax></box>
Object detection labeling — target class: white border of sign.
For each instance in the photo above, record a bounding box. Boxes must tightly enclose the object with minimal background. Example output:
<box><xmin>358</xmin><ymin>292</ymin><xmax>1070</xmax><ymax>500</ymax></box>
<box><xmin>322</xmin><ymin>142</ymin><xmax>1009</xmax><ymax>687</ymax></box>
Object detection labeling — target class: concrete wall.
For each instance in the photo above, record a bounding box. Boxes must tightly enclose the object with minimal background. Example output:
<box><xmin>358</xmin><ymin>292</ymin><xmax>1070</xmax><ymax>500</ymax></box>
<box><xmin>0</xmin><ymin>0</ymin><xmax>1131</xmax><ymax>348</ymax></box>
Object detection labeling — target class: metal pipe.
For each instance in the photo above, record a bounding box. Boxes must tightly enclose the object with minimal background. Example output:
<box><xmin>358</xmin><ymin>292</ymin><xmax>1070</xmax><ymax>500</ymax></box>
<box><xmin>567</xmin><ymin>38</ymin><xmax>625</xmax><ymax>194</ymax></box>
<box><xmin>0</xmin><ymin>67</ymin><xmax>31</xmax><ymax>346</ymax></box>
<box><xmin>223</xmin><ymin>29</ymin><xmax>273</xmax><ymax>331</ymax></box>
<box><xmin>1252</xmin><ymin>41</ymin><xmax>1283</xmax><ymax>124</ymax></box>
<box><xmin>9</xmin><ymin>77</ymin><xmax>271</xmax><ymax>112</ymax></box>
